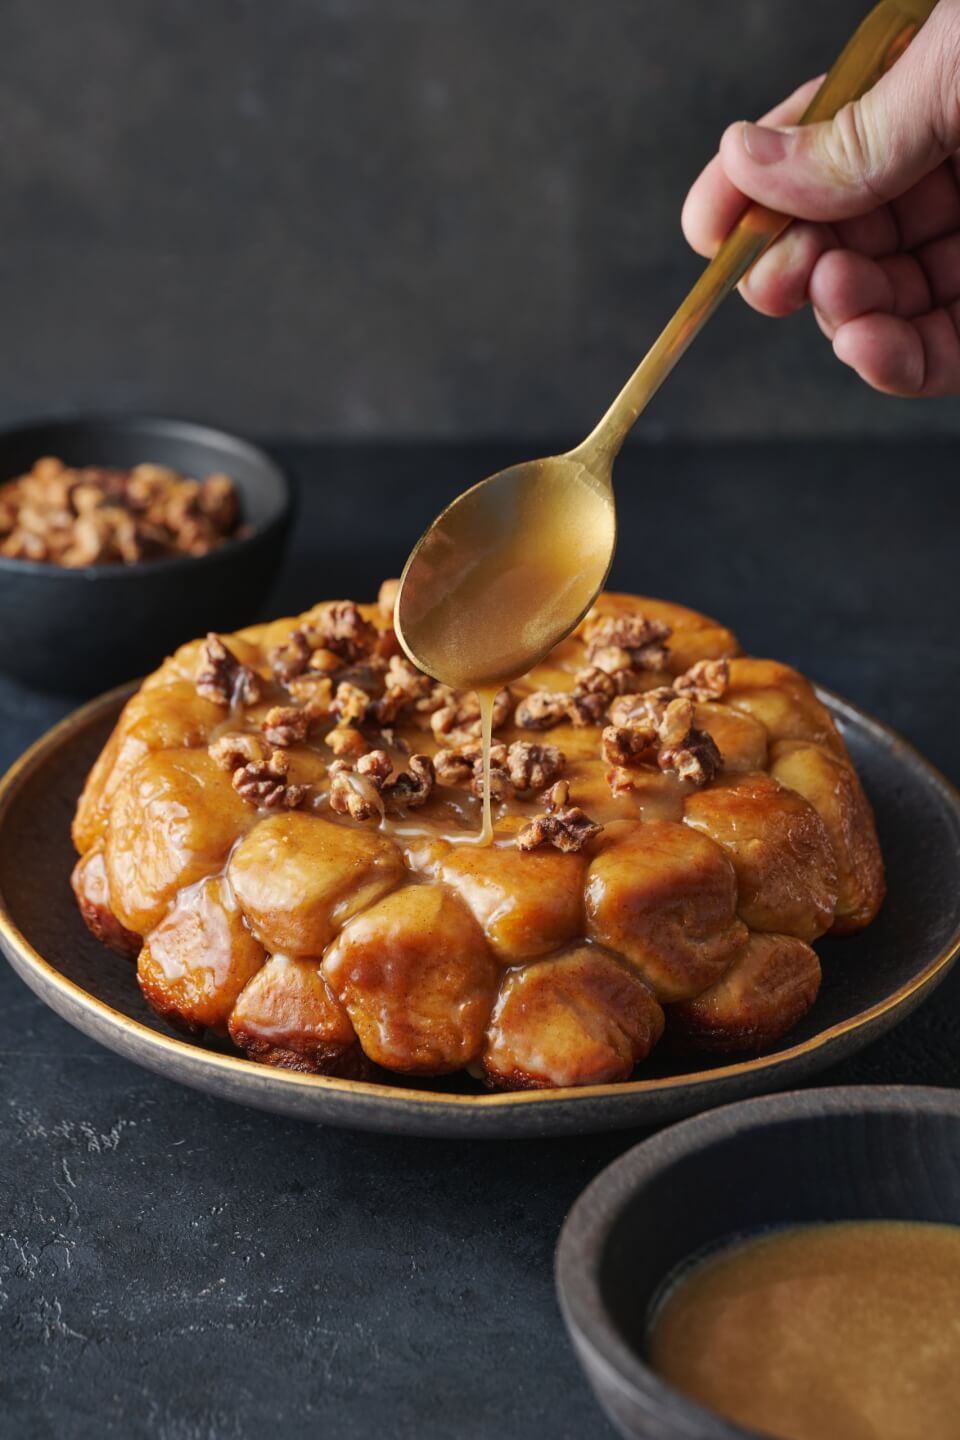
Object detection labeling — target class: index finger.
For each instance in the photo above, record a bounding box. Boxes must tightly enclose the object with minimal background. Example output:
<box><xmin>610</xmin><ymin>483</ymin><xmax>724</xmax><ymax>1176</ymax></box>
<box><xmin>681</xmin><ymin>76</ymin><xmax>824</xmax><ymax>257</ymax></box>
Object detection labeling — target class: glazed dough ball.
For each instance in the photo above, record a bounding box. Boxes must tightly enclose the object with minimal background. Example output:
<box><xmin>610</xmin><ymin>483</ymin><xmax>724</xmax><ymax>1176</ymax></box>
<box><xmin>323</xmin><ymin>885</ymin><xmax>498</xmax><ymax>1073</ymax></box>
<box><xmin>105</xmin><ymin>749</ymin><xmax>254</xmax><ymax>935</ymax></box>
<box><xmin>138</xmin><ymin>875</ymin><xmax>266</xmax><ymax>1034</ymax></box>
<box><xmin>684</xmin><ymin>772</ymin><xmax>839</xmax><ymax>941</ymax></box>
<box><xmin>434</xmin><ymin>835</ymin><xmax>586</xmax><ymax>962</ymax></box>
<box><xmin>482</xmin><ymin>945</ymin><xmax>664</xmax><ymax>1089</ymax></box>
<box><xmin>228</xmin><ymin>811</ymin><xmax>404</xmax><ymax>955</ymax></box>
<box><xmin>584</xmin><ymin>819</ymin><xmax>747</xmax><ymax>1002</ymax></box>
<box><xmin>725</xmin><ymin>658</ymin><xmax>844</xmax><ymax>756</ymax></box>
<box><xmin>769</xmin><ymin>739</ymin><xmax>885</xmax><ymax>934</ymax></box>
<box><xmin>70</xmin><ymin>844</ymin><xmax>141</xmax><ymax>957</ymax></box>
<box><xmin>667</xmin><ymin>931</ymin><xmax>821</xmax><ymax>1052</ymax></box>
<box><xmin>73</xmin><ymin>681</ymin><xmax>226</xmax><ymax>852</ymax></box>
<box><xmin>694</xmin><ymin>702</ymin><xmax>768</xmax><ymax>774</ymax></box>
<box><xmin>229</xmin><ymin>953</ymin><xmax>364</xmax><ymax>1074</ymax></box>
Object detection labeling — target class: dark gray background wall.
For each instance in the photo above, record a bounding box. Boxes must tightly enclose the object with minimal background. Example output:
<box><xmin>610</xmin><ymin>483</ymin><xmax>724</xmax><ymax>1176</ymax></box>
<box><xmin>2</xmin><ymin>0</ymin><xmax>958</xmax><ymax>440</ymax></box>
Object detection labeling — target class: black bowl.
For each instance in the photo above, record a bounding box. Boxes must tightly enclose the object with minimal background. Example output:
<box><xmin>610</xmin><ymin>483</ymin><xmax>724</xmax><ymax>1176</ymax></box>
<box><xmin>0</xmin><ymin>415</ymin><xmax>293</xmax><ymax>693</ymax></box>
<box><xmin>556</xmin><ymin>1086</ymin><xmax>960</xmax><ymax>1440</ymax></box>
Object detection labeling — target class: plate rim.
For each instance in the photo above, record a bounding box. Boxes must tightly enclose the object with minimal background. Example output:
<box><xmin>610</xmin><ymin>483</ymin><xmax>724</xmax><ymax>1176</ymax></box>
<box><xmin>1</xmin><ymin>680</ymin><xmax>959</xmax><ymax>1119</ymax></box>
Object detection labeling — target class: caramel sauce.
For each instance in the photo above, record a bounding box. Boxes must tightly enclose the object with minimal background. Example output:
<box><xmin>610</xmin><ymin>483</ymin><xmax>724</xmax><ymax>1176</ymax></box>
<box><xmin>395</xmin><ymin>458</ymin><xmax>616</xmax><ymax>843</ymax></box>
<box><xmin>649</xmin><ymin>1220</ymin><xmax>960</xmax><ymax>1440</ymax></box>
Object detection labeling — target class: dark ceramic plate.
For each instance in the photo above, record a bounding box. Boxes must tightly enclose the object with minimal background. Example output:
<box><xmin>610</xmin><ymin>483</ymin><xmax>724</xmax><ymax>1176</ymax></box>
<box><xmin>1</xmin><ymin>686</ymin><xmax>959</xmax><ymax>1138</ymax></box>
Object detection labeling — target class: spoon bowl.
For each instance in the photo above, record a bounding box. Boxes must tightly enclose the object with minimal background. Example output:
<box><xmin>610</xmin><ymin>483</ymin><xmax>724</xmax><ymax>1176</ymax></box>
<box><xmin>395</xmin><ymin>451</ymin><xmax>616</xmax><ymax>689</ymax></box>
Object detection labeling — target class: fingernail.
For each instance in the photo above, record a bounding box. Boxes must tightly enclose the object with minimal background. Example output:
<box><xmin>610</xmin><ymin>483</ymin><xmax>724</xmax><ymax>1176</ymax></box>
<box><xmin>742</xmin><ymin>122</ymin><xmax>796</xmax><ymax>165</ymax></box>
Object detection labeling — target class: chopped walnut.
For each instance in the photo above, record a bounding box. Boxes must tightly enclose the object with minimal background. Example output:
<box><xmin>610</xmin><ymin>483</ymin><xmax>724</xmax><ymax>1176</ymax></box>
<box><xmin>505</xmin><ymin>741</ymin><xmax>565</xmax><ymax>792</ymax></box>
<box><xmin>286</xmin><ymin>673</ymin><xmax>334</xmax><ymax>712</ymax></box>
<box><xmin>327</xmin><ymin>727</ymin><xmax>369</xmax><ymax>760</ymax></box>
<box><xmin>261</xmin><ymin>705</ymin><xmax>312</xmax><ymax>747</ymax></box>
<box><xmin>332</xmin><ymin>681</ymin><xmax>371</xmax><ymax>726</ymax></box>
<box><xmin>517</xmin><ymin>806</ymin><xmax>603</xmax><ymax>854</ymax></box>
<box><xmin>327</xmin><ymin>749</ymin><xmax>434</xmax><ymax>818</ymax></box>
<box><xmin>584</xmin><ymin>614</ymin><xmax>671</xmax><ymax>672</ymax></box>
<box><xmin>373</xmin><ymin>654</ymin><xmax>432</xmax><ymax>723</ymax></box>
<box><xmin>514</xmin><ymin>691</ymin><xmax>569</xmax><ymax>730</ymax></box>
<box><xmin>588</xmin><ymin>645</ymin><xmax>635</xmax><ymax>679</ymax></box>
<box><xmin>434</xmin><ymin>748</ymin><xmax>475</xmax><ymax>787</ymax></box>
<box><xmin>430</xmin><ymin>687</ymin><xmax>512</xmax><ymax>748</ymax></box>
<box><xmin>574</xmin><ymin>667</ymin><xmax>617</xmax><ymax>704</ymax></box>
<box><xmin>608</xmin><ymin>687</ymin><xmax>674</xmax><ymax>729</ymax></box>
<box><xmin>673</xmin><ymin>658</ymin><xmax>730</xmax><ymax>703</ymax></box>
<box><xmin>566</xmin><ymin>689</ymin><xmax>610</xmax><ymax>727</ymax></box>
<box><xmin>328</xmin><ymin>761</ymin><xmax>385</xmax><ymax>822</ymax></box>
<box><xmin>306</xmin><ymin>647</ymin><xmax>343</xmax><ymax>675</ymax></box>
<box><xmin>415</xmin><ymin>682</ymin><xmax>458</xmax><ymax>716</ymax></box>
<box><xmin>307</xmin><ymin>601</ymin><xmax>378</xmax><ymax>666</ymax></box>
<box><xmin>356</xmin><ymin>749</ymin><xmax>393</xmax><ymax>786</ymax></box>
<box><xmin>656</xmin><ymin>697</ymin><xmax>723</xmax><ymax>787</ymax></box>
<box><xmin>196</xmin><ymin>633</ymin><xmax>262</xmax><ymax>708</ymax></box>
<box><xmin>378</xmin><ymin>578</ymin><xmax>401</xmax><ymax>619</ymax></box>
<box><xmin>601</xmin><ymin>723</ymin><xmax>658</xmax><ymax>767</ymax></box>
<box><xmin>382</xmin><ymin>754</ymin><xmax>435</xmax><ymax>812</ymax></box>
<box><xmin>0</xmin><ymin>457</ymin><xmax>242</xmax><ymax>567</ymax></box>
<box><xmin>606</xmin><ymin>766</ymin><xmax>636</xmax><ymax>798</ymax></box>
<box><xmin>232</xmin><ymin>750</ymin><xmax>309</xmax><ymax>809</ymax></box>
<box><xmin>269</xmin><ymin>628</ymin><xmax>313</xmax><ymax>682</ymax></box>
<box><xmin>543</xmin><ymin>779</ymin><xmax>570</xmax><ymax>812</ymax></box>
<box><xmin>208</xmin><ymin>732</ymin><xmax>270</xmax><ymax>771</ymax></box>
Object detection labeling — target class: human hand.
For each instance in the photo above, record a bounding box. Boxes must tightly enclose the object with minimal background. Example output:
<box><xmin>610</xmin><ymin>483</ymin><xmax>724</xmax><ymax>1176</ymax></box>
<box><xmin>682</xmin><ymin>0</ymin><xmax>960</xmax><ymax>396</ymax></box>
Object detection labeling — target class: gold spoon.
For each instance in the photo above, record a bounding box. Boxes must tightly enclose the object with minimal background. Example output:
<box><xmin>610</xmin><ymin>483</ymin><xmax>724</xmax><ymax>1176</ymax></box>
<box><xmin>395</xmin><ymin>0</ymin><xmax>936</xmax><ymax>695</ymax></box>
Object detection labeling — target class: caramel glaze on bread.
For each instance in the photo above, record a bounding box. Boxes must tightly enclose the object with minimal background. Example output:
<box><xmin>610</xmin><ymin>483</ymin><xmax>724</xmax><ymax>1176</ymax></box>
<box><xmin>71</xmin><ymin>591</ymin><xmax>885</xmax><ymax>1090</ymax></box>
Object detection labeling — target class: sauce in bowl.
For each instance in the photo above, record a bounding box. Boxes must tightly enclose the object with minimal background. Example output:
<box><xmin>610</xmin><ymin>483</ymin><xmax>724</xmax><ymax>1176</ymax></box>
<box><xmin>649</xmin><ymin>1220</ymin><xmax>960</xmax><ymax>1440</ymax></box>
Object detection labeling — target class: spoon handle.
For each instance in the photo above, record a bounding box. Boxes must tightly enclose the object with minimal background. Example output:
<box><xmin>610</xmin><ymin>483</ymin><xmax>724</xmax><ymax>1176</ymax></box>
<box><xmin>577</xmin><ymin>0</ymin><xmax>938</xmax><ymax>467</ymax></box>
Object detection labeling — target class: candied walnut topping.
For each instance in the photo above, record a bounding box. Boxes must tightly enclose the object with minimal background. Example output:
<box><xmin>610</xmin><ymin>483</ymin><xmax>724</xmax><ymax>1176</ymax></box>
<box><xmin>196</xmin><ymin>633</ymin><xmax>262</xmax><ymax>708</ymax></box>
<box><xmin>208</xmin><ymin>732</ymin><xmax>270</xmax><ymax>771</ymax></box>
<box><xmin>505</xmin><ymin>741</ymin><xmax>565</xmax><ymax>792</ymax></box>
<box><xmin>328</xmin><ymin>749</ymin><xmax>435</xmax><ymax>818</ymax></box>
<box><xmin>309</xmin><ymin>601</ymin><xmax>378</xmax><ymax>666</ymax></box>
<box><xmin>430</xmin><ymin>687</ymin><xmax>512</xmax><ymax>747</ymax></box>
<box><xmin>233</xmin><ymin>750</ymin><xmax>309</xmax><ymax>809</ymax></box>
<box><xmin>515</xmin><ymin>691</ymin><xmax>569</xmax><ymax>731</ymax></box>
<box><xmin>656</xmin><ymin>696</ymin><xmax>722</xmax><ymax>787</ymax></box>
<box><xmin>543</xmin><ymin>779</ymin><xmax>570</xmax><ymax>812</ymax></box>
<box><xmin>584</xmin><ymin>614</ymin><xmax>671</xmax><ymax>672</ymax></box>
<box><xmin>327</xmin><ymin>727</ymin><xmax>369</xmax><ymax>760</ymax></box>
<box><xmin>269</xmin><ymin>628</ymin><xmax>313</xmax><ymax>682</ymax></box>
<box><xmin>601</xmin><ymin>723</ymin><xmax>658</xmax><ymax>767</ymax></box>
<box><xmin>516</xmin><ymin>806</ymin><xmax>603</xmax><ymax>854</ymax></box>
<box><xmin>332</xmin><ymin>681</ymin><xmax>371</xmax><ymax>726</ymax></box>
<box><xmin>382</xmin><ymin>754</ymin><xmax>435</xmax><ymax>811</ymax></box>
<box><xmin>673</xmin><ymin>657</ymin><xmax>730</xmax><ymax>703</ymax></box>
<box><xmin>261</xmin><ymin>704</ymin><xmax>312</xmax><ymax>748</ymax></box>
<box><xmin>434</xmin><ymin>748</ymin><xmax>475</xmax><ymax>787</ymax></box>
<box><xmin>0</xmin><ymin>457</ymin><xmax>243</xmax><ymax>566</ymax></box>
<box><xmin>608</xmin><ymin>687</ymin><xmax>674</xmax><ymax>729</ymax></box>
<box><xmin>373</xmin><ymin>654</ymin><xmax>432</xmax><ymax>723</ymax></box>
<box><xmin>286</xmin><ymin>673</ymin><xmax>334</xmax><ymax>711</ymax></box>
<box><xmin>328</xmin><ymin>760</ymin><xmax>385</xmax><ymax>822</ymax></box>
<box><xmin>378</xmin><ymin>577</ymin><xmax>401</xmax><ymax>619</ymax></box>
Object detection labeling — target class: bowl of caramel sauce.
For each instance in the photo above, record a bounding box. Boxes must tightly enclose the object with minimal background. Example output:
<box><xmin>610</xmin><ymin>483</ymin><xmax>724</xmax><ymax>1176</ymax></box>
<box><xmin>556</xmin><ymin>1086</ymin><xmax>960</xmax><ymax>1440</ymax></box>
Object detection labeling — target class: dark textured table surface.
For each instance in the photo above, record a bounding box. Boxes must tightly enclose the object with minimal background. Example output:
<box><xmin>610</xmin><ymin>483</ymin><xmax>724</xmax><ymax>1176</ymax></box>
<box><xmin>2</xmin><ymin>439</ymin><xmax>958</xmax><ymax>1440</ymax></box>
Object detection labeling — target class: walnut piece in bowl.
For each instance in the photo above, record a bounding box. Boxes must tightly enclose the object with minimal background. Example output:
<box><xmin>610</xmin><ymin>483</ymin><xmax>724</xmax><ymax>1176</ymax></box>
<box><xmin>0</xmin><ymin>415</ymin><xmax>291</xmax><ymax>692</ymax></box>
<box><xmin>0</xmin><ymin>457</ymin><xmax>245</xmax><ymax>566</ymax></box>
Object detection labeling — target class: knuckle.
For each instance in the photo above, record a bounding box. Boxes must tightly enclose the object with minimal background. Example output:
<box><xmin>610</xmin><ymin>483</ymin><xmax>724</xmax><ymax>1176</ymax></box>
<box><xmin>819</xmin><ymin>102</ymin><xmax>887</xmax><ymax>199</ymax></box>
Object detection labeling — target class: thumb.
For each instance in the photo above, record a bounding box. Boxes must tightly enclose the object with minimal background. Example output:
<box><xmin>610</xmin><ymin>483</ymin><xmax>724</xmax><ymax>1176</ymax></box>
<box><xmin>718</xmin><ymin>0</ymin><xmax>960</xmax><ymax>221</ymax></box>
